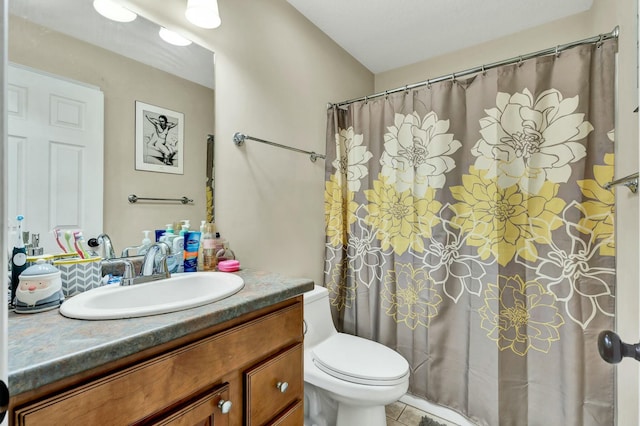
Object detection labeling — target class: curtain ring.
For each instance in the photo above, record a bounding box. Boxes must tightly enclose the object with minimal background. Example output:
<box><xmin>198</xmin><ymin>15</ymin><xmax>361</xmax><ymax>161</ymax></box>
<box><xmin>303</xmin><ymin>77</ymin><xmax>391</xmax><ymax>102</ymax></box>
<box><xmin>426</xmin><ymin>79</ymin><xmax>431</xmax><ymax>89</ymax></box>
<box><xmin>597</xmin><ymin>34</ymin><xmax>603</xmax><ymax>48</ymax></box>
<box><xmin>555</xmin><ymin>45</ymin><xmax>560</xmax><ymax>57</ymax></box>
<box><xmin>404</xmin><ymin>85</ymin><xmax>409</xmax><ymax>94</ymax></box>
<box><xmin>385</xmin><ymin>90</ymin><xmax>389</xmax><ymax>99</ymax></box>
<box><xmin>518</xmin><ymin>56</ymin><xmax>523</xmax><ymax>67</ymax></box>
<box><xmin>451</xmin><ymin>72</ymin><xmax>456</xmax><ymax>83</ymax></box>
<box><xmin>481</xmin><ymin>65</ymin><xmax>486</xmax><ymax>75</ymax></box>
<box><xmin>364</xmin><ymin>95</ymin><xmax>368</xmax><ymax>104</ymax></box>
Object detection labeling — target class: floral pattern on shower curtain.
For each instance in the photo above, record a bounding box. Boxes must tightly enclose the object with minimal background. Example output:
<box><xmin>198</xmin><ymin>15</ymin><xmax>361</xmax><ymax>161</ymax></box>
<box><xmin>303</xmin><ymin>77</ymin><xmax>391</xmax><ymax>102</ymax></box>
<box><xmin>324</xmin><ymin>39</ymin><xmax>617</xmax><ymax>426</ymax></box>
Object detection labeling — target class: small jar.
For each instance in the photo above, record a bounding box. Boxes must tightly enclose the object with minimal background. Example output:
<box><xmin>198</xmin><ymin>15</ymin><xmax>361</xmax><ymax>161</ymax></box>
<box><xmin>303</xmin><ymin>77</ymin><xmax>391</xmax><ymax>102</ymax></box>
<box><xmin>215</xmin><ymin>243</ymin><xmax>235</xmax><ymax>264</ymax></box>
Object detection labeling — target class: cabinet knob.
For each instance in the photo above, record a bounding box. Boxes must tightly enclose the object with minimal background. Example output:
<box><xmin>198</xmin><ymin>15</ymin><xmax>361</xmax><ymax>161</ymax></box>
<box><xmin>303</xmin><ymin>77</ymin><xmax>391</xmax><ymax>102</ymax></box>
<box><xmin>218</xmin><ymin>399</ymin><xmax>232</xmax><ymax>414</ymax></box>
<box><xmin>276</xmin><ymin>381</ymin><xmax>289</xmax><ymax>393</ymax></box>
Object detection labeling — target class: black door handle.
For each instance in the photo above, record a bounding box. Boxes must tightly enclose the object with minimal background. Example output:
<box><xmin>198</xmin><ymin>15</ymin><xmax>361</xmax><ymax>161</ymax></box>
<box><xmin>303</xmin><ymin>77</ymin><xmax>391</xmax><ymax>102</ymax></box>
<box><xmin>598</xmin><ymin>330</ymin><xmax>640</xmax><ymax>364</ymax></box>
<box><xmin>0</xmin><ymin>379</ymin><xmax>8</xmax><ymax>423</ymax></box>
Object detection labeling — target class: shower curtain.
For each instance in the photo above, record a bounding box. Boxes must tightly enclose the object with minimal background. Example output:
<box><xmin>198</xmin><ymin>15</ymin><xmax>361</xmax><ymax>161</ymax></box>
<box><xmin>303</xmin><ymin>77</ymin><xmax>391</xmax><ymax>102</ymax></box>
<box><xmin>324</xmin><ymin>39</ymin><xmax>616</xmax><ymax>426</ymax></box>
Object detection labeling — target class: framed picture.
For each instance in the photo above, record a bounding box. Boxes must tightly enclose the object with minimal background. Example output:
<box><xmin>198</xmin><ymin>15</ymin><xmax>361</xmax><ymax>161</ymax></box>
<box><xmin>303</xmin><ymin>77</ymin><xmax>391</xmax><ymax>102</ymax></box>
<box><xmin>135</xmin><ymin>101</ymin><xmax>184</xmax><ymax>174</ymax></box>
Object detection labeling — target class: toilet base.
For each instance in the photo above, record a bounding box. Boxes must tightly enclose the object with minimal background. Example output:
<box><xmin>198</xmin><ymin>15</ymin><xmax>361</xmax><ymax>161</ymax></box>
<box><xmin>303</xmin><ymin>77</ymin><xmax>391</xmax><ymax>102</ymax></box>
<box><xmin>336</xmin><ymin>403</ymin><xmax>387</xmax><ymax>426</ymax></box>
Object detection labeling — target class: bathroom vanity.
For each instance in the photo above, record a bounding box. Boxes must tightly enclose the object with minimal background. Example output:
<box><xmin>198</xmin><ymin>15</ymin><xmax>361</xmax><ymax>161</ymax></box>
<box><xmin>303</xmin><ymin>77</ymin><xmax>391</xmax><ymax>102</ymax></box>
<box><xmin>7</xmin><ymin>269</ymin><xmax>313</xmax><ymax>425</ymax></box>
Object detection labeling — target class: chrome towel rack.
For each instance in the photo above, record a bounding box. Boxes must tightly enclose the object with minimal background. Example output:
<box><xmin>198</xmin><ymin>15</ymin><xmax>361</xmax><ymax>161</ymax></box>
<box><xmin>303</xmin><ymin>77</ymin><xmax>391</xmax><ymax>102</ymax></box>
<box><xmin>233</xmin><ymin>132</ymin><xmax>326</xmax><ymax>163</ymax></box>
<box><xmin>128</xmin><ymin>194</ymin><xmax>193</xmax><ymax>204</ymax></box>
<box><xmin>604</xmin><ymin>172</ymin><xmax>638</xmax><ymax>193</ymax></box>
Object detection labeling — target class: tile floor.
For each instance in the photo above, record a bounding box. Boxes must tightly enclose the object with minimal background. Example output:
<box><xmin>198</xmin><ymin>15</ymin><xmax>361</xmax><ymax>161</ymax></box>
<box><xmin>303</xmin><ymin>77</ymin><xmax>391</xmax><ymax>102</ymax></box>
<box><xmin>385</xmin><ymin>401</ymin><xmax>460</xmax><ymax>426</ymax></box>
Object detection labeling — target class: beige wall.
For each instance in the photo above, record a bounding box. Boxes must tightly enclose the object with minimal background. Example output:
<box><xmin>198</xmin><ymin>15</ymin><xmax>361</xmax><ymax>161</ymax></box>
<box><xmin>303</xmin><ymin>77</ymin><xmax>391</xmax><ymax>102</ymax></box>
<box><xmin>125</xmin><ymin>0</ymin><xmax>374</xmax><ymax>286</ymax></box>
<box><xmin>376</xmin><ymin>1</ymin><xmax>639</xmax><ymax>424</ymax></box>
<box><xmin>8</xmin><ymin>16</ymin><xmax>215</xmax><ymax>251</ymax></box>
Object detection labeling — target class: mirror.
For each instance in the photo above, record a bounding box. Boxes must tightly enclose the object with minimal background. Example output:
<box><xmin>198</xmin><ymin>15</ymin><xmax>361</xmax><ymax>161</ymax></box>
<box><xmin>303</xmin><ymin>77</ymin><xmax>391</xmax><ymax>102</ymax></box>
<box><xmin>7</xmin><ymin>0</ymin><xmax>215</xmax><ymax>255</ymax></box>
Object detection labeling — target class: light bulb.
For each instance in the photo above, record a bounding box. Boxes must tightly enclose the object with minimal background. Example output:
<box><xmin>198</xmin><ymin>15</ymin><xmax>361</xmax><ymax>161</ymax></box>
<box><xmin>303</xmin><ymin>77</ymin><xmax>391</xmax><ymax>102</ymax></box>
<box><xmin>185</xmin><ymin>0</ymin><xmax>221</xmax><ymax>29</ymax></box>
<box><xmin>159</xmin><ymin>27</ymin><xmax>192</xmax><ymax>47</ymax></box>
<box><xmin>93</xmin><ymin>0</ymin><xmax>137</xmax><ymax>23</ymax></box>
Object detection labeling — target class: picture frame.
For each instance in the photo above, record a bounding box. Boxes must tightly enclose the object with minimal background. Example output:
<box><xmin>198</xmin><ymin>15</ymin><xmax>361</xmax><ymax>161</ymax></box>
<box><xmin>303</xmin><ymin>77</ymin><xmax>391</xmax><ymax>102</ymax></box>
<box><xmin>135</xmin><ymin>101</ymin><xmax>184</xmax><ymax>174</ymax></box>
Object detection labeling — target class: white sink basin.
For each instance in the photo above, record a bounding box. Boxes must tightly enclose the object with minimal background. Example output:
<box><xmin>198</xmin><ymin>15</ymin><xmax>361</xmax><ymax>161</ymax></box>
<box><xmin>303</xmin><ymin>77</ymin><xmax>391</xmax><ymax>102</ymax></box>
<box><xmin>59</xmin><ymin>272</ymin><xmax>244</xmax><ymax>320</ymax></box>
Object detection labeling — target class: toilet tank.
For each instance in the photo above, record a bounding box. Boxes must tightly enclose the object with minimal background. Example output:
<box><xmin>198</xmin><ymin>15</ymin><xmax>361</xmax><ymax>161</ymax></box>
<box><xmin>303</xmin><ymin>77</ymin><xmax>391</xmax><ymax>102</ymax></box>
<box><xmin>303</xmin><ymin>285</ymin><xmax>338</xmax><ymax>349</ymax></box>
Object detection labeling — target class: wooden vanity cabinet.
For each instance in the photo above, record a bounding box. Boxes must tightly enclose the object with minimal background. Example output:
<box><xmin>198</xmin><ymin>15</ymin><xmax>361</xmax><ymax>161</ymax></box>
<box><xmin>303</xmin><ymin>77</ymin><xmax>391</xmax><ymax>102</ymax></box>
<box><xmin>11</xmin><ymin>296</ymin><xmax>304</xmax><ymax>426</ymax></box>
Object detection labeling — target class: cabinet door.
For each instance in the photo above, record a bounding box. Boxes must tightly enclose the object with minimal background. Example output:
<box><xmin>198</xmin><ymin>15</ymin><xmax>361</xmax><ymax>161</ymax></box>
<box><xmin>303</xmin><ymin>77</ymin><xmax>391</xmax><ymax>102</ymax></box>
<box><xmin>245</xmin><ymin>344</ymin><xmax>303</xmax><ymax>426</ymax></box>
<box><xmin>144</xmin><ymin>383</ymin><xmax>232</xmax><ymax>426</ymax></box>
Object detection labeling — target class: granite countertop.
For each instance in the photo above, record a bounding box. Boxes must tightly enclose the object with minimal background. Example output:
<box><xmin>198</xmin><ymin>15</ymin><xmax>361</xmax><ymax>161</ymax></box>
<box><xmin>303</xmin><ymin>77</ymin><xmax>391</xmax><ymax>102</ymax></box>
<box><xmin>8</xmin><ymin>269</ymin><xmax>314</xmax><ymax>396</ymax></box>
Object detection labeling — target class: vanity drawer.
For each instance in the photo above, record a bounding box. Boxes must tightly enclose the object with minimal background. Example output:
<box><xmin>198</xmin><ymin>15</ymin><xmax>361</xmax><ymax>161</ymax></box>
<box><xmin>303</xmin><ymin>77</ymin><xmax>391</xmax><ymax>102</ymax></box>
<box><xmin>268</xmin><ymin>400</ymin><xmax>304</xmax><ymax>426</ymax></box>
<box><xmin>245</xmin><ymin>343</ymin><xmax>303</xmax><ymax>426</ymax></box>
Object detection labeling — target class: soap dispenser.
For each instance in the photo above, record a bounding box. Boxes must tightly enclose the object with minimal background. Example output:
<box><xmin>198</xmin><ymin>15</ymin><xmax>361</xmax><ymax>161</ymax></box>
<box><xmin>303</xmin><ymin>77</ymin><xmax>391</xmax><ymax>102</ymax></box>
<box><xmin>138</xmin><ymin>230</ymin><xmax>152</xmax><ymax>256</ymax></box>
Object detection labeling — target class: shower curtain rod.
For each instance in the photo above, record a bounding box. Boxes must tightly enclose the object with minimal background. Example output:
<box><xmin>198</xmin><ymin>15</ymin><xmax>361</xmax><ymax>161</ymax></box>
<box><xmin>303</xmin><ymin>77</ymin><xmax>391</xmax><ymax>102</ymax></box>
<box><xmin>330</xmin><ymin>26</ymin><xmax>619</xmax><ymax>108</ymax></box>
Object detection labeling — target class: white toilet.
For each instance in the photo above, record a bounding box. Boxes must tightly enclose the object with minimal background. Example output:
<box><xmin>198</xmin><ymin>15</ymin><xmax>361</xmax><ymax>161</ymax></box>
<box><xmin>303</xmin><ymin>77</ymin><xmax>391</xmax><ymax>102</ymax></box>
<box><xmin>303</xmin><ymin>285</ymin><xmax>410</xmax><ymax>426</ymax></box>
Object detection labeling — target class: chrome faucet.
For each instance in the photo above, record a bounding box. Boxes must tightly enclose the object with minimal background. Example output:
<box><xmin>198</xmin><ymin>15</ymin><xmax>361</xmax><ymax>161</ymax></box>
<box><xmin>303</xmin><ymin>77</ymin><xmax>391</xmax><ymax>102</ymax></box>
<box><xmin>96</xmin><ymin>234</ymin><xmax>116</xmax><ymax>260</ymax></box>
<box><xmin>99</xmin><ymin>242</ymin><xmax>171</xmax><ymax>286</ymax></box>
<box><xmin>101</xmin><ymin>257</ymin><xmax>135</xmax><ymax>284</ymax></box>
<box><xmin>126</xmin><ymin>242</ymin><xmax>171</xmax><ymax>286</ymax></box>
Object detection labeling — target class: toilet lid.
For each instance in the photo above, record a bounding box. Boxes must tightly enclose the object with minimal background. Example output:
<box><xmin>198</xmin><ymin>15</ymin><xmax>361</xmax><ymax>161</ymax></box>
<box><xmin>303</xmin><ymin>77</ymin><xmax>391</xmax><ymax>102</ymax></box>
<box><xmin>310</xmin><ymin>333</ymin><xmax>409</xmax><ymax>386</ymax></box>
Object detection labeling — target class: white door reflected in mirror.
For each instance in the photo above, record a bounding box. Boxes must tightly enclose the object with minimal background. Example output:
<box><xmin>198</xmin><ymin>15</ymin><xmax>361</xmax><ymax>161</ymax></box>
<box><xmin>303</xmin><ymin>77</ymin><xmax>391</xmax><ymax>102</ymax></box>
<box><xmin>7</xmin><ymin>64</ymin><xmax>104</xmax><ymax>254</ymax></box>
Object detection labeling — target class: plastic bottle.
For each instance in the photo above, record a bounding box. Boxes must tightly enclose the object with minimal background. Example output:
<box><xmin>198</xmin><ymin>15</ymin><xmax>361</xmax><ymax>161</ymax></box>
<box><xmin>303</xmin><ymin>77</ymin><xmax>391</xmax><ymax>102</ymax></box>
<box><xmin>171</xmin><ymin>236</ymin><xmax>185</xmax><ymax>273</ymax></box>
<box><xmin>201</xmin><ymin>223</ymin><xmax>217</xmax><ymax>271</ymax></box>
<box><xmin>183</xmin><ymin>231</ymin><xmax>201</xmax><ymax>272</ymax></box>
<box><xmin>197</xmin><ymin>220</ymin><xmax>207</xmax><ymax>271</ymax></box>
<box><xmin>159</xmin><ymin>224</ymin><xmax>177</xmax><ymax>248</ymax></box>
<box><xmin>10</xmin><ymin>215</ymin><xmax>28</xmax><ymax>304</ymax></box>
<box><xmin>138</xmin><ymin>230</ymin><xmax>152</xmax><ymax>255</ymax></box>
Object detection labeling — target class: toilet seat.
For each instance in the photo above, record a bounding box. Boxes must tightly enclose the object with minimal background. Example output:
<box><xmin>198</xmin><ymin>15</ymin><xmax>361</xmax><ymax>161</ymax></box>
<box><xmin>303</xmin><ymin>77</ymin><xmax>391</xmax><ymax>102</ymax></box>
<box><xmin>310</xmin><ymin>333</ymin><xmax>409</xmax><ymax>386</ymax></box>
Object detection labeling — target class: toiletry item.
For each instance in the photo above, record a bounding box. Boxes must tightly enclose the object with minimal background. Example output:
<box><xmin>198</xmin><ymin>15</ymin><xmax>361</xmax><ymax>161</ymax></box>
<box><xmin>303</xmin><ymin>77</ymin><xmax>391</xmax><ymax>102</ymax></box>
<box><xmin>159</xmin><ymin>224</ymin><xmax>177</xmax><ymax>248</ymax></box>
<box><xmin>172</xmin><ymin>236</ymin><xmax>185</xmax><ymax>273</ymax></box>
<box><xmin>179</xmin><ymin>224</ymin><xmax>189</xmax><ymax>237</ymax></box>
<box><xmin>73</xmin><ymin>231</ymin><xmax>89</xmax><ymax>259</ymax></box>
<box><xmin>64</xmin><ymin>231</ymin><xmax>75</xmax><ymax>254</ymax></box>
<box><xmin>11</xmin><ymin>215</ymin><xmax>28</xmax><ymax>304</ymax></box>
<box><xmin>28</xmin><ymin>234</ymin><xmax>44</xmax><ymax>256</ymax></box>
<box><xmin>217</xmin><ymin>259</ymin><xmax>240</xmax><ymax>272</ymax></box>
<box><xmin>201</xmin><ymin>223</ymin><xmax>217</xmax><ymax>271</ymax></box>
<box><xmin>183</xmin><ymin>231</ymin><xmax>201</xmax><ymax>272</ymax></box>
<box><xmin>53</xmin><ymin>228</ymin><xmax>68</xmax><ymax>253</ymax></box>
<box><xmin>154</xmin><ymin>229</ymin><xmax>165</xmax><ymax>242</ymax></box>
<box><xmin>138</xmin><ymin>230</ymin><xmax>152</xmax><ymax>256</ymax></box>
<box><xmin>197</xmin><ymin>220</ymin><xmax>206</xmax><ymax>271</ymax></box>
<box><xmin>215</xmin><ymin>242</ymin><xmax>235</xmax><ymax>263</ymax></box>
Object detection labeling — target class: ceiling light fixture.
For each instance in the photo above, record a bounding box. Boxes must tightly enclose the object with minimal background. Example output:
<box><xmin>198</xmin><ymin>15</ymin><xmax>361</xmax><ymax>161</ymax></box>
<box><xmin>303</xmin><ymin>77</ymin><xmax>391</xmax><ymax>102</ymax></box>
<box><xmin>92</xmin><ymin>0</ymin><xmax>137</xmax><ymax>23</ymax></box>
<box><xmin>159</xmin><ymin>27</ymin><xmax>193</xmax><ymax>46</ymax></box>
<box><xmin>185</xmin><ymin>0</ymin><xmax>221</xmax><ymax>29</ymax></box>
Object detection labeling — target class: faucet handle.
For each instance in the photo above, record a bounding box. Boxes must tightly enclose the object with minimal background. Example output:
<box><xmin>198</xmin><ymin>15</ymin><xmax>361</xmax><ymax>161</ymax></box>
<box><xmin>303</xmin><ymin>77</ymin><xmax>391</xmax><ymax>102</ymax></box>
<box><xmin>157</xmin><ymin>255</ymin><xmax>170</xmax><ymax>278</ymax></box>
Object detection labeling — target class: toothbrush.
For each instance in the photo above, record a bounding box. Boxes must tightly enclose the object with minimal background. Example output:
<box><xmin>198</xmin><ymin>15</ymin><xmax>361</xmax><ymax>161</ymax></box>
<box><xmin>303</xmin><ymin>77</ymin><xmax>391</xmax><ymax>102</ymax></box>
<box><xmin>53</xmin><ymin>228</ymin><xmax>67</xmax><ymax>253</ymax></box>
<box><xmin>64</xmin><ymin>231</ymin><xmax>75</xmax><ymax>254</ymax></box>
<box><xmin>73</xmin><ymin>231</ymin><xmax>89</xmax><ymax>259</ymax></box>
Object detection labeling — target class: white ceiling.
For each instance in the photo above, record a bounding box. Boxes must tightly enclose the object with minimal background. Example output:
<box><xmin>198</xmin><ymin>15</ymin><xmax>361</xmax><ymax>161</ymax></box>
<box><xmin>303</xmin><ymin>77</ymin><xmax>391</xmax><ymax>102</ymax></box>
<box><xmin>286</xmin><ymin>0</ymin><xmax>594</xmax><ymax>73</ymax></box>
<box><xmin>9</xmin><ymin>0</ymin><xmax>215</xmax><ymax>89</ymax></box>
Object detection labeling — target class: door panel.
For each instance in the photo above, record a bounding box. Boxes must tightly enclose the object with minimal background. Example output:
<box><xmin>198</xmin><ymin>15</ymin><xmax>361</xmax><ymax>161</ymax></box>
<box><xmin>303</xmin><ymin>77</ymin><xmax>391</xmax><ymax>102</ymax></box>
<box><xmin>7</xmin><ymin>64</ymin><xmax>103</xmax><ymax>253</ymax></box>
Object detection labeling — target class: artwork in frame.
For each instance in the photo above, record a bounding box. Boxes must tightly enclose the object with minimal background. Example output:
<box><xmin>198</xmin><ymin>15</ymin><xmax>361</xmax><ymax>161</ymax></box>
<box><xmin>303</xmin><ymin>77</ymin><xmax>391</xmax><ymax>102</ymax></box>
<box><xmin>135</xmin><ymin>101</ymin><xmax>184</xmax><ymax>174</ymax></box>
